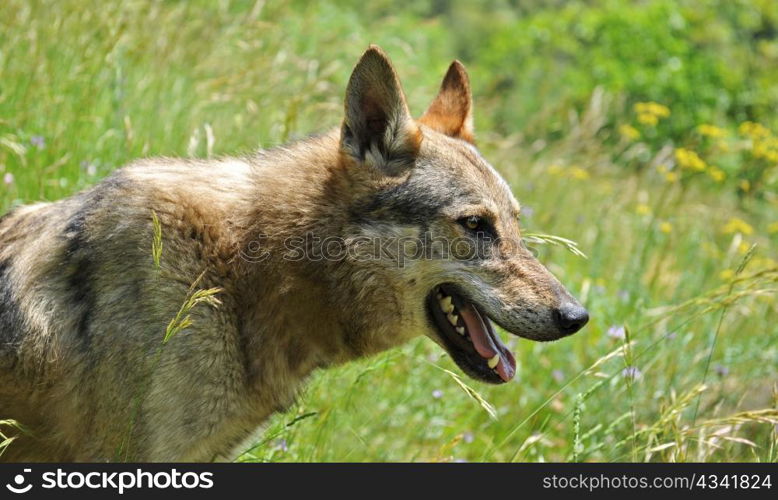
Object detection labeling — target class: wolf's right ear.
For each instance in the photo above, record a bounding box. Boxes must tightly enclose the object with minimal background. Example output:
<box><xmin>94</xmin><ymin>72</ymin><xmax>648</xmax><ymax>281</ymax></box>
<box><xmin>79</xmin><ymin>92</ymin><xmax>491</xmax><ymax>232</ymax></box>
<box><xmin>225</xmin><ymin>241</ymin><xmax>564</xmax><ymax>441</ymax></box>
<box><xmin>340</xmin><ymin>46</ymin><xmax>420</xmax><ymax>176</ymax></box>
<box><xmin>419</xmin><ymin>61</ymin><xmax>474</xmax><ymax>143</ymax></box>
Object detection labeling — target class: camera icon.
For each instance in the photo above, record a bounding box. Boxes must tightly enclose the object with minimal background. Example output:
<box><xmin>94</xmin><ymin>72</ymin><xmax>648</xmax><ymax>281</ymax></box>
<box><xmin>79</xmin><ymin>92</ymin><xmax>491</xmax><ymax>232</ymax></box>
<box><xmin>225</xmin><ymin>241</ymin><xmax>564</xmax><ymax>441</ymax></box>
<box><xmin>6</xmin><ymin>469</ymin><xmax>33</xmax><ymax>494</ymax></box>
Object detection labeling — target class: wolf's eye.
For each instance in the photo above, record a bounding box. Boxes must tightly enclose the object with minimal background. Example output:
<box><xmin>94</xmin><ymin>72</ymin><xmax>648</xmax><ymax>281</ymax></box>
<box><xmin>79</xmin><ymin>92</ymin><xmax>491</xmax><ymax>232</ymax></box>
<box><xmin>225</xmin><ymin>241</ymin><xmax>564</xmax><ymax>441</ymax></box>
<box><xmin>464</xmin><ymin>216</ymin><xmax>480</xmax><ymax>230</ymax></box>
<box><xmin>459</xmin><ymin>215</ymin><xmax>493</xmax><ymax>236</ymax></box>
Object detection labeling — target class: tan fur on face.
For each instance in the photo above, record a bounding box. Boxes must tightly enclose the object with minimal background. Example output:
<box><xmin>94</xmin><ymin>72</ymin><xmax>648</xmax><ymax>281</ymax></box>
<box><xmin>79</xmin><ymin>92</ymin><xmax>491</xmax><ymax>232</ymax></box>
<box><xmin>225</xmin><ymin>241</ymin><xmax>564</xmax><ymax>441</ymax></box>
<box><xmin>0</xmin><ymin>47</ymin><xmax>583</xmax><ymax>462</ymax></box>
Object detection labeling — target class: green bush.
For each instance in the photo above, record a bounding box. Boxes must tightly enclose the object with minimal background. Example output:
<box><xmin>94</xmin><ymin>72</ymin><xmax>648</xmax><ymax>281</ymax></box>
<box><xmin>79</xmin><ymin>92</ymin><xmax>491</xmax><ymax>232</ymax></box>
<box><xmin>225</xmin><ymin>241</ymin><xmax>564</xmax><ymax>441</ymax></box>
<box><xmin>444</xmin><ymin>0</ymin><xmax>778</xmax><ymax>140</ymax></box>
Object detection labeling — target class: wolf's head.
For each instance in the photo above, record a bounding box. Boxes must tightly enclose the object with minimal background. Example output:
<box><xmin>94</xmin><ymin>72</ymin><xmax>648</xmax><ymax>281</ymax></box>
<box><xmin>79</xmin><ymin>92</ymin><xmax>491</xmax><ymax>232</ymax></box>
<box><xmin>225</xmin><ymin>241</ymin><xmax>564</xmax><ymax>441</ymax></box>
<box><xmin>337</xmin><ymin>46</ymin><xmax>588</xmax><ymax>384</ymax></box>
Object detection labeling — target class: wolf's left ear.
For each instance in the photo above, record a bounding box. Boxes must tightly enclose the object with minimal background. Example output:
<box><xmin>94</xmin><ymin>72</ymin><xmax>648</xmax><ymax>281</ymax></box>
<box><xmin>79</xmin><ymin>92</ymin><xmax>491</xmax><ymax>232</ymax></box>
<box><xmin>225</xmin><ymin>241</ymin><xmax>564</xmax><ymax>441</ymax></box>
<box><xmin>341</xmin><ymin>46</ymin><xmax>421</xmax><ymax>176</ymax></box>
<box><xmin>419</xmin><ymin>61</ymin><xmax>474</xmax><ymax>143</ymax></box>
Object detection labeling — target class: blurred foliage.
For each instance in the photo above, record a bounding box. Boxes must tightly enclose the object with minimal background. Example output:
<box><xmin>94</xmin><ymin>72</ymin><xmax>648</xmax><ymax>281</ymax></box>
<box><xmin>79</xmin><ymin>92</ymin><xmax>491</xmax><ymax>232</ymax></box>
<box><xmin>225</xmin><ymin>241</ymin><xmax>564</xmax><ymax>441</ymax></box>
<box><xmin>358</xmin><ymin>0</ymin><xmax>778</xmax><ymax>138</ymax></box>
<box><xmin>336</xmin><ymin>0</ymin><xmax>778</xmax><ymax>196</ymax></box>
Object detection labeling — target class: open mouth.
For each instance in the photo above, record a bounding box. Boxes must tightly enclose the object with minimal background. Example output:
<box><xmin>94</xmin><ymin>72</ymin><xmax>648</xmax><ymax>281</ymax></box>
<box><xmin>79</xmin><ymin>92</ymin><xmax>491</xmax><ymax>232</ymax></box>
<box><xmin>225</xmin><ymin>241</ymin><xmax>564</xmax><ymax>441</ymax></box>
<box><xmin>425</xmin><ymin>284</ymin><xmax>517</xmax><ymax>384</ymax></box>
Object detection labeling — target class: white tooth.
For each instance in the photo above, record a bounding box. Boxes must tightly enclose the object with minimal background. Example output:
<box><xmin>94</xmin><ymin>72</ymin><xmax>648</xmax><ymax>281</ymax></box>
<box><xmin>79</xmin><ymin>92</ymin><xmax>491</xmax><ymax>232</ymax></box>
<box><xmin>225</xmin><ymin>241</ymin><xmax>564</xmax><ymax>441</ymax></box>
<box><xmin>456</xmin><ymin>326</ymin><xmax>465</xmax><ymax>335</ymax></box>
<box><xmin>447</xmin><ymin>313</ymin><xmax>458</xmax><ymax>326</ymax></box>
<box><xmin>439</xmin><ymin>296</ymin><xmax>453</xmax><ymax>313</ymax></box>
<box><xmin>487</xmin><ymin>355</ymin><xmax>500</xmax><ymax>369</ymax></box>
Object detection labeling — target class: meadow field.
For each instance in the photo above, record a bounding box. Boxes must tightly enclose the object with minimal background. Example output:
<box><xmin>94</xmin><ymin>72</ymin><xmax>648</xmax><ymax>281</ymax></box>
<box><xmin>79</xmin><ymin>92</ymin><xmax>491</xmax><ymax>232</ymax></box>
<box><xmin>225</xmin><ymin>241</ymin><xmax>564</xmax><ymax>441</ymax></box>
<box><xmin>1</xmin><ymin>0</ymin><xmax>777</xmax><ymax>462</ymax></box>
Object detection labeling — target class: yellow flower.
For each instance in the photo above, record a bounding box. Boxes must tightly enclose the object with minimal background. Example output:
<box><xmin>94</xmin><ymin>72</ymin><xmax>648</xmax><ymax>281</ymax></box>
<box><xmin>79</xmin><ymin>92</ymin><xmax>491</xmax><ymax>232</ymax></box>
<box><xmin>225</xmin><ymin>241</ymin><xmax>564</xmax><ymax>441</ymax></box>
<box><xmin>752</xmin><ymin>142</ymin><xmax>768</xmax><ymax>159</ymax></box>
<box><xmin>719</xmin><ymin>269</ymin><xmax>735</xmax><ymax>280</ymax></box>
<box><xmin>634</xmin><ymin>102</ymin><xmax>670</xmax><ymax>118</ymax></box>
<box><xmin>633</xmin><ymin>102</ymin><xmax>670</xmax><ymax>128</ymax></box>
<box><xmin>737</xmin><ymin>241</ymin><xmax>750</xmax><ymax>255</ymax></box>
<box><xmin>636</xmin><ymin>204</ymin><xmax>652</xmax><ymax>216</ymax></box>
<box><xmin>749</xmin><ymin>136</ymin><xmax>778</xmax><ymax>161</ymax></box>
<box><xmin>664</xmin><ymin>171</ymin><xmax>679</xmax><ymax>183</ymax></box>
<box><xmin>659</xmin><ymin>221</ymin><xmax>673</xmax><ymax>234</ymax></box>
<box><xmin>651</xmin><ymin>103</ymin><xmax>671</xmax><ymax>118</ymax></box>
<box><xmin>721</xmin><ymin>217</ymin><xmax>754</xmax><ymax>235</ymax></box>
<box><xmin>674</xmin><ymin>148</ymin><xmax>706</xmax><ymax>171</ymax></box>
<box><xmin>697</xmin><ymin>124</ymin><xmax>726</xmax><ymax>138</ymax></box>
<box><xmin>707</xmin><ymin>167</ymin><xmax>725</xmax><ymax>182</ymax></box>
<box><xmin>637</xmin><ymin>113</ymin><xmax>658</xmax><ymax>126</ymax></box>
<box><xmin>619</xmin><ymin>124</ymin><xmax>640</xmax><ymax>140</ymax></box>
<box><xmin>767</xmin><ymin>222</ymin><xmax>778</xmax><ymax>234</ymax></box>
<box><xmin>739</xmin><ymin>179</ymin><xmax>751</xmax><ymax>192</ymax></box>
<box><xmin>568</xmin><ymin>166</ymin><xmax>590</xmax><ymax>180</ymax></box>
<box><xmin>738</xmin><ymin>121</ymin><xmax>771</xmax><ymax>139</ymax></box>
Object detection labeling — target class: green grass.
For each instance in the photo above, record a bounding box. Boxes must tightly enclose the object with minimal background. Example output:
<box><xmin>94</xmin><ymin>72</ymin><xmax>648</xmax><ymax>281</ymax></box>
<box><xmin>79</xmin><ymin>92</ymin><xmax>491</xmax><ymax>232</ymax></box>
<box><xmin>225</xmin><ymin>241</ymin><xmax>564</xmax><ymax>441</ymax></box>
<box><xmin>1</xmin><ymin>0</ymin><xmax>777</xmax><ymax>462</ymax></box>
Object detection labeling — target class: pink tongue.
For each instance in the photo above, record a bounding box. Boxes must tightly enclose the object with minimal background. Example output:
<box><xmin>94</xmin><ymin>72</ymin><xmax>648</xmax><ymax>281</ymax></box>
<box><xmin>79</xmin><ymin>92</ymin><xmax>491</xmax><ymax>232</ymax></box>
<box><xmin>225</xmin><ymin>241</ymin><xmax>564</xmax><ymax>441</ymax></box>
<box><xmin>458</xmin><ymin>303</ymin><xmax>516</xmax><ymax>382</ymax></box>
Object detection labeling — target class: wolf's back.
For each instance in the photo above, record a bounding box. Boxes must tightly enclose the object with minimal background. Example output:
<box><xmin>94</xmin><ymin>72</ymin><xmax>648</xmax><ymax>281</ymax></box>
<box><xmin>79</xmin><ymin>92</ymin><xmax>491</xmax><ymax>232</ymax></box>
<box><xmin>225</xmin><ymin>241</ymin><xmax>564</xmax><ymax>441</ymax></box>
<box><xmin>0</xmin><ymin>163</ymin><xmax>251</xmax><ymax>461</ymax></box>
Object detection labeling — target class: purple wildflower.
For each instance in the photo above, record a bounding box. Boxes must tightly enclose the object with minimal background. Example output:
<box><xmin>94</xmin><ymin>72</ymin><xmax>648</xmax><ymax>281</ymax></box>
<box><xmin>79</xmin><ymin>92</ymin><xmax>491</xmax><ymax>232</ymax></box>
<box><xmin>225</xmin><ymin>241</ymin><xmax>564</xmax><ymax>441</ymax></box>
<box><xmin>432</xmin><ymin>389</ymin><xmax>443</xmax><ymax>399</ymax></box>
<box><xmin>30</xmin><ymin>135</ymin><xmax>45</xmax><ymax>149</ymax></box>
<box><xmin>3</xmin><ymin>173</ymin><xmax>13</xmax><ymax>186</ymax></box>
<box><xmin>274</xmin><ymin>439</ymin><xmax>288</xmax><ymax>452</ymax></box>
<box><xmin>713</xmin><ymin>364</ymin><xmax>729</xmax><ymax>377</ymax></box>
<box><xmin>607</xmin><ymin>325</ymin><xmax>626</xmax><ymax>340</ymax></box>
<box><xmin>622</xmin><ymin>365</ymin><xmax>642</xmax><ymax>381</ymax></box>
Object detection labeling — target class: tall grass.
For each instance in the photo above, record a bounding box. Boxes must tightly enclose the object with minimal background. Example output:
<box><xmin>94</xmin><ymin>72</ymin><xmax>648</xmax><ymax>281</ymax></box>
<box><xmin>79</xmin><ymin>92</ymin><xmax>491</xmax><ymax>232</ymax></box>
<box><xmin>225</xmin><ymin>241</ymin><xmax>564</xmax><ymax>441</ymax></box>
<box><xmin>0</xmin><ymin>420</ymin><xmax>24</xmax><ymax>459</ymax></box>
<box><xmin>1</xmin><ymin>0</ymin><xmax>776</xmax><ymax>462</ymax></box>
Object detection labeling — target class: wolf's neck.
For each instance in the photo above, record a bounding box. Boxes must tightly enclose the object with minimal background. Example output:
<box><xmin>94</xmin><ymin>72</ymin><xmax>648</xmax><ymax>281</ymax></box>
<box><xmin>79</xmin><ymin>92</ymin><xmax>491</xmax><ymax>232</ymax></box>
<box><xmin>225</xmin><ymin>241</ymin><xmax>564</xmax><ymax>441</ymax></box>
<box><xmin>231</xmin><ymin>130</ymin><xmax>364</xmax><ymax>400</ymax></box>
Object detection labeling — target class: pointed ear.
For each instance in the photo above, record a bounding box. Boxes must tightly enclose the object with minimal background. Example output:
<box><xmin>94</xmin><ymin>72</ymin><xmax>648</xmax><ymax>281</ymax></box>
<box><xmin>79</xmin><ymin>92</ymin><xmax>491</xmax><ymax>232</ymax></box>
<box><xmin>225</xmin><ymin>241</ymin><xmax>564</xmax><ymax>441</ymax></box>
<box><xmin>340</xmin><ymin>46</ymin><xmax>420</xmax><ymax>176</ymax></box>
<box><xmin>419</xmin><ymin>61</ymin><xmax>474</xmax><ymax>143</ymax></box>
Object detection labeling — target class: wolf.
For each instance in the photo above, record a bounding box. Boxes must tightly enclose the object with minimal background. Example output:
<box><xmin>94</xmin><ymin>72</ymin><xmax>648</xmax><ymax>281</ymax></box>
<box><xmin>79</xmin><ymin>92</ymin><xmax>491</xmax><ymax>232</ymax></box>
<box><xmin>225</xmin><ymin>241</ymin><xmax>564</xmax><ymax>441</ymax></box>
<box><xmin>0</xmin><ymin>46</ymin><xmax>588</xmax><ymax>462</ymax></box>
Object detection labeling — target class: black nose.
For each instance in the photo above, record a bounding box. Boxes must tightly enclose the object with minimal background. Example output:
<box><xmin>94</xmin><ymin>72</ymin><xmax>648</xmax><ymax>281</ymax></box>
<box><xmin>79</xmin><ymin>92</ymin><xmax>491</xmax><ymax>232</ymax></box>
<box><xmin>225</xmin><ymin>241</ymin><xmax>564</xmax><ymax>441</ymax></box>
<box><xmin>553</xmin><ymin>303</ymin><xmax>589</xmax><ymax>335</ymax></box>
